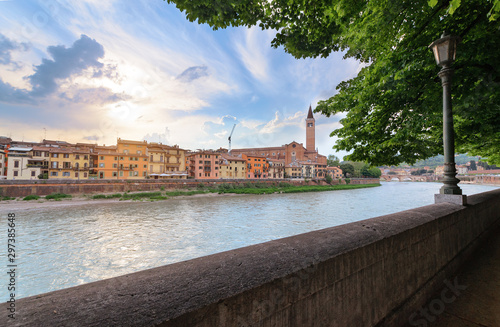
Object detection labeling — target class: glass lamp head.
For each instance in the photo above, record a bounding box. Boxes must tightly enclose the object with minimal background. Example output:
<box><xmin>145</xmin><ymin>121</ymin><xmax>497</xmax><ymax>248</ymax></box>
<box><xmin>429</xmin><ymin>32</ymin><xmax>460</xmax><ymax>67</ymax></box>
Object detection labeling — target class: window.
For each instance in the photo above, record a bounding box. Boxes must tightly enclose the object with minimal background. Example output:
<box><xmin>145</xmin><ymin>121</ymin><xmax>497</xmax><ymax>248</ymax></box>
<box><xmin>199</xmin><ymin>160</ymin><xmax>203</xmax><ymax>164</ymax></box>
<box><xmin>137</xmin><ymin>150</ymin><xmax>141</xmax><ymax>154</ymax></box>
<box><xmin>129</xmin><ymin>171</ymin><xmax>133</xmax><ymax>177</ymax></box>
<box><xmin>113</xmin><ymin>164</ymin><xmax>117</xmax><ymax>168</ymax></box>
<box><xmin>114</xmin><ymin>157</ymin><xmax>118</xmax><ymax>160</ymax></box>
<box><xmin>51</xmin><ymin>162</ymin><xmax>58</xmax><ymax>168</ymax></box>
<box><xmin>51</xmin><ymin>172</ymin><xmax>58</xmax><ymax>176</ymax></box>
<box><xmin>113</xmin><ymin>172</ymin><xmax>117</xmax><ymax>177</ymax></box>
<box><xmin>143</xmin><ymin>172</ymin><xmax>146</xmax><ymax>177</ymax></box>
<box><xmin>124</xmin><ymin>150</ymin><xmax>129</xmax><ymax>154</ymax></box>
<box><xmin>100</xmin><ymin>156</ymin><xmax>104</xmax><ymax>160</ymax></box>
<box><xmin>120</xmin><ymin>157</ymin><xmax>124</xmax><ymax>160</ymax></box>
<box><xmin>308</xmin><ymin>123</ymin><xmax>313</xmax><ymax>127</ymax></box>
<box><xmin>150</xmin><ymin>155</ymin><xmax>153</xmax><ymax>161</ymax></box>
<box><xmin>52</xmin><ymin>153</ymin><xmax>59</xmax><ymax>158</ymax></box>
<box><xmin>99</xmin><ymin>163</ymin><xmax>105</xmax><ymax>168</ymax></box>
<box><xmin>14</xmin><ymin>161</ymin><xmax>19</xmax><ymax>168</ymax></box>
<box><xmin>84</xmin><ymin>155</ymin><xmax>88</xmax><ymax>160</ymax></box>
<box><xmin>199</xmin><ymin>173</ymin><xmax>202</xmax><ymax>177</ymax></box>
<box><xmin>84</xmin><ymin>173</ymin><xmax>87</xmax><ymax>177</ymax></box>
<box><xmin>35</xmin><ymin>151</ymin><xmax>41</xmax><ymax>157</ymax></box>
<box><xmin>150</xmin><ymin>165</ymin><xmax>153</xmax><ymax>172</ymax></box>
<box><xmin>119</xmin><ymin>171</ymin><xmax>123</xmax><ymax>177</ymax></box>
<box><xmin>75</xmin><ymin>155</ymin><xmax>80</xmax><ymax>159</ymax></box>
<box><xmin>13</xmin><ymin>171</ymin><xmax>18</xmax><ymax>176</ymax></box>
<box><xmin>63</xmin><ymin>172</ymin><xmax>70</xmax><ymax>177</ymax></box>
<box><xmin>143</xmin><ymin>165</ymin><xmax>147</xmax><ymax>168</ymax></box>
<box><xmin>64</xmin><ymin>154</ymin><xmax>69</xmax><ymax>158</ymax></box>
<box><xmin>134</xmin><ymin>171</ymin><xmax>138</xmax><ymax>176</ymax></box>
<box><xmin>75</xmin><ymin>172</ymin><xmax>79</xmax><ymax>178</ymax></box>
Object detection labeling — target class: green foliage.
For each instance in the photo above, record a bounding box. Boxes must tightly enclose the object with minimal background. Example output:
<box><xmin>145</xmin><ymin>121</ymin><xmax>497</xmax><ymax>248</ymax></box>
<box><xmin>23</xmin><ymin>195</ymin><xmax>40</xmax><ymax>201</ymax></box>
<box><xmin>167</xmin><ymin>0</ymin><xmax>500</xmax><ymax>165</ymax></box>
<box><xmin>325</xmin><ymin>174</ymin><xmax>333</xmax><ymax>184</ymax></box>
<box><xmin>91</xmin><ymin>193</ymin><xmax>123</xmax><ymax>199</ymax></box>
<box><xmin>339</xmin><ymin>163</ymin><xmax>354</xmax><ymax>177</ymax></box>
<box><xmin>45</xmin><ymin>193</ymin><xmax>72</xmax><ymax>200</ymax></box>
<box><xmin>327</xmin><ymin>154</ymin><xmax>340</xmax><ymax>167</ymax></box>
<box><xmin>38</xmin><ymin>173</ymin><xmax>48</xmax><ymax>179</ymax></box>
<box><xmin>0</xmin><ymin>196</ymin><xmax>14</xmax><ymax>201</ymax></box>
<box><xmin>122</xmin><ymin>192</ymin><xmax>162</xmax><ymax>200</ymax></box>
<box><xmin>361</xmin><ymin>165</ymin><xmax>382</xmax><ymax>178</ymax></box>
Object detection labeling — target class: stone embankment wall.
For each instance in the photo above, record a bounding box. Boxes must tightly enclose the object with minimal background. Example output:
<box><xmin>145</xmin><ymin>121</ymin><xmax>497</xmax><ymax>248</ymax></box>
<box><xmin>12</xmin><ymin>189</ymin><xmax>500</xmax><ymax>326</ymax></box>
<box><xmin>0</xmin><ymin>178</ymin><xmax>379</xmax><ymax>198</ymax></box>
<box><xmin>458</xmin><ymin>175</ymin><xmax>500</xmax><ymax>185</ymax></box>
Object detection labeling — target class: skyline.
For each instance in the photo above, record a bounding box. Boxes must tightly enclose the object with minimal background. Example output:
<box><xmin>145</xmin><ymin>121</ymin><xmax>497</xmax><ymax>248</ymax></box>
<box><xmin>0</xmin><ymin>0</ymin><xmax>362</xmax><ymax>158</ymax></box>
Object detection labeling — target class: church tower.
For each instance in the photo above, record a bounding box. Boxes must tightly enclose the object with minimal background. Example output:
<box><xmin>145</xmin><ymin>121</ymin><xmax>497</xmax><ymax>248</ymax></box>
<box><xmin>306</xmin><ymin>105</ymin><xmax>315</xmax><ymax>152</ymax></box>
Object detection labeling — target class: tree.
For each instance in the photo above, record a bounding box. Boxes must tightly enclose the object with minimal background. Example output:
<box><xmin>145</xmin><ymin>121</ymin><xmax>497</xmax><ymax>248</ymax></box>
<box><xmin>167</xmin><ymin>0</ymin><xmax>500</xmax><ymax>165</ymax></box>
<box><xmin>339</xmin><ymin>163</ymin><xmax>354</xmax><ymax>177</ymax></box>
<box><xmin>327</xmin><ymin>154</ymin><xmax>340</xmax><ymax>167</ymax></box>
<box><xmin>469</xmin><ymin>160</ymin><xmax>477</xmax><ymax>171</ymax></box>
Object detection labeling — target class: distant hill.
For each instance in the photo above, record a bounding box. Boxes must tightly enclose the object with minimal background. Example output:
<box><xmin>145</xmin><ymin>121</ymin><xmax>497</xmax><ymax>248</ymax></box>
<box><xmin>401</xmin><ymin>154</ymin><xmax>481</xmax><ymax>169</ymax></box>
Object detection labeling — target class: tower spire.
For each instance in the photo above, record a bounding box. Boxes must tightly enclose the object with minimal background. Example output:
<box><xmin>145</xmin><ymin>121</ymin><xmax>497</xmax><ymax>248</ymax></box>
<box><xmin>307</xmin><ymin>104</ymin><xmax>314</xmax><ymax>119</ymax></box>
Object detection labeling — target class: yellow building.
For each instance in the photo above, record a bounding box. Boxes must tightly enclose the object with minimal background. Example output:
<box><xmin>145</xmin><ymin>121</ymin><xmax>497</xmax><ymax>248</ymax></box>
<box><xmin>48</xmin><ymin>147</ymin><xmax>77</xmax><ymax>179</ymax></box>
<box><xmin>285</xmin><ymin>164</ymin><xmax>302</xmax><ymax>178</ymax></box>
<box><xmin>147</xmin><ymin>143</ymin><xmax>187</xmax><ymax>179</ymax></box>
<box><xmin>219</xmin><ymin>154</ymin><xmax>246</xmax><ymax>179</ymax></box>
<box><xmin>268</xmin><ymin>159</ymin><xmax>285</xmax><ymax>179</ymax></box>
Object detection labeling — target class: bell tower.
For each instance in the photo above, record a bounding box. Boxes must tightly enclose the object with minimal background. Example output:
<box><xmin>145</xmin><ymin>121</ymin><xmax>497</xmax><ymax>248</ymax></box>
<box><xmin>306</xmin><ymin>105</ymin><xmax>315</xmax><ymax>152</ymax></box>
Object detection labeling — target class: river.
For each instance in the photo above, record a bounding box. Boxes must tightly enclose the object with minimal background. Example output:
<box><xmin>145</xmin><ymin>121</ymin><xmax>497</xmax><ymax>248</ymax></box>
<box><xmin>1</xmin><ymin>182</ymin><xmax>498</xmax><ymax>301</ymax></box>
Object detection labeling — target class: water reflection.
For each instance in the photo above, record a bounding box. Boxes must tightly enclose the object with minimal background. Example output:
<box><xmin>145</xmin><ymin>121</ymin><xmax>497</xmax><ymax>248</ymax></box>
<box><xmin>1</xmin><ymin>182</ymin><xmax>498</xmax><ymax>301</ymax></box>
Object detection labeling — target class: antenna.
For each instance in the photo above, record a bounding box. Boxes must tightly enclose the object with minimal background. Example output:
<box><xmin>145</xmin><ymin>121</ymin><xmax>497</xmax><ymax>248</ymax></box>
<box><xmin>228</xmin><ymin>124</ymin><xmax>236</xmax><ymax>154</ymax></box>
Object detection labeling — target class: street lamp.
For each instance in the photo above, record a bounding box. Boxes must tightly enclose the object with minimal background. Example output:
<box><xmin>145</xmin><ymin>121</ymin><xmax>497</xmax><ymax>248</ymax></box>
<box><xmin>429</xmin><ymin>32</ymin><xmax>467</xmax><ymax>205</ymax></box>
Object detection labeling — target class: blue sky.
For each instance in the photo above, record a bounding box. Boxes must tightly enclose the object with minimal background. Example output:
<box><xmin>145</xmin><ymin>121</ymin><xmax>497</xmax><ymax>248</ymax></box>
<box><xmin>0</xmin><ymin>0</ymin><xmax>361</xmax><ymax>158</ymax></box>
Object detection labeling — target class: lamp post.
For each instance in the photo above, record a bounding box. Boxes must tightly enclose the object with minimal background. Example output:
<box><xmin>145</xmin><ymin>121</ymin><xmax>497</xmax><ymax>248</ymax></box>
<box><xmin>429</xmin><ymin>32</ymin><xmax>466</xmax><ymax>205</ymax></box>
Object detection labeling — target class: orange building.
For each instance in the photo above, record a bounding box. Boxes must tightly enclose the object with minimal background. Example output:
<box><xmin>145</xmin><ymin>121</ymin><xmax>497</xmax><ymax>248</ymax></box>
<box><xmin>242</xmin><ymin>154</ymin><xmax>269</xmax><ymax>179</ymax></box>
<box><xmin>96</xmin><ymin>139</ymin><xmax>148</xmax><ymax>179</ymax></box>
<box><xmin>186</xmin><ymin>151</ymin><xmax>220</xmax><ymax>179</ymax></box>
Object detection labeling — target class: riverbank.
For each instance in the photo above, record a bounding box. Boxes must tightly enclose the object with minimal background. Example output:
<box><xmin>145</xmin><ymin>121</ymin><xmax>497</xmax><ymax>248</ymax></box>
<box><xmin>0</xmin><ymin>183</ymin><xmax>380</xmax><ymax>212</ymax></box>
<box><xmin>0</xmin><ymin>178</ymin><xmax>380</xmax><ymax>198</ymax></box>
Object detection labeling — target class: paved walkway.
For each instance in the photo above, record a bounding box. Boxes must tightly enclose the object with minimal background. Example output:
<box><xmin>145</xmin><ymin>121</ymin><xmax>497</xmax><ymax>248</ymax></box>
<box><xmin>428</xmin><ymin>225</ymin><xmax>500</xmax><ymax>327</ymax></box>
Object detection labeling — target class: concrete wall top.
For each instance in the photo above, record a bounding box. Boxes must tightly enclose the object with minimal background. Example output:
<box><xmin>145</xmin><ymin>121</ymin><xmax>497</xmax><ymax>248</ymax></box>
<box><xmin>12</xmin><ymin>189</ymin><xmax>499</xmax><ymax>327</ymax></box>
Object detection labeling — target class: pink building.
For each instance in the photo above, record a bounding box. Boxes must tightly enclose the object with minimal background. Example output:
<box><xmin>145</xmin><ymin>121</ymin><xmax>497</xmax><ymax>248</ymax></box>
<box><xmin>186</xmin><ymin>151</ymin><xmax>220</xmax><ymax>179</ymax></box>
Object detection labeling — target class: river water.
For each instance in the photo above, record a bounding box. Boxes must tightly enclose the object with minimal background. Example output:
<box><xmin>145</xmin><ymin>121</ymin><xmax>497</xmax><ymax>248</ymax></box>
<box><xmin>1</xmin><ymin>182</ymin><xmax>498</xmax><ymax>301</ymax></box>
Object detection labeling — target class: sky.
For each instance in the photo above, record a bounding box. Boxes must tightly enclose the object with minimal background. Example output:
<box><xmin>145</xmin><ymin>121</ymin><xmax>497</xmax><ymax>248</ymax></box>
<box><xmin>0</xmin><ymin>0</ymin><xmax>362</xmax><ymax>159</ymax></box>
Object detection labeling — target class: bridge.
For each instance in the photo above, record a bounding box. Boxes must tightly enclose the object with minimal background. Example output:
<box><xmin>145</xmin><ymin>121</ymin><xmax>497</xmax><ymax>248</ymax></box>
<box><xmin>11</xmin><ymin>189</ymin><xmax>500</xmax><ymax>326</ymax></box>
<box><xmin>380</xmin><ymin>174</ymin><xmax>429</xmax><ymax>182</ymax></box>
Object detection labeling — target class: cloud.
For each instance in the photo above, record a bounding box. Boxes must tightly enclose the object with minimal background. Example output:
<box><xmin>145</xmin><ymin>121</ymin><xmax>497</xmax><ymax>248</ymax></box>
<box><xmin>234</xmin><ymin>27</ymin><xmax>274</xmax><ymax>83</ymax></box>
<box><xmin>28</xmin><ymin>34</ymin><xmax>106</xmax><ymax>96</ymax></box>
<box><xmin>0</xmin><ymin>33</ymin><xmax>29</xmax><ymax>69</ymax></box>
<box><xmin>143</xmin><ymin>127</ymin><xmax>171</xmax><ymax>144</ymax></box>
<box><xmin>83</xmin><ymin>135</ymin><xmax>100</xmax><ymax>141</ymax></box>
<box><xmin>176</xmin><ymin>65</ymin><xmax>209</xmax><ymax>83</ymax></box>
<box><xmin>60</xmin><ymin>86</ymin><xmax>129</xmax><ymax>105</ymax></box>
<box><xmin>0</xmin><ymin>79</ymin><xmax>33</xmax><ymax>104</ymax></box>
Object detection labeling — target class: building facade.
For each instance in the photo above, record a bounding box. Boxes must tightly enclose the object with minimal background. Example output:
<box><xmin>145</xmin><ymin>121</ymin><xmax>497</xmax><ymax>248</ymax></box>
<box><xmin>219</xmin><ymin>154</ymin><xmax>246</xmax><ymax>179</ymax></box>
<box><xmin>186</xmin><ymin>151</ymin><xmax>220</xmax><ymax>179</ymax></box>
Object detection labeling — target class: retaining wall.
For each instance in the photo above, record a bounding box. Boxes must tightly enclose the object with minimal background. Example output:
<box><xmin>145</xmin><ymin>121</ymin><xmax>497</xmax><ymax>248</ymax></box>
<box><xmin>0</xmin><ymin>178</ymin><xmax>378</xmax><ymax>198</ymax></box>
<box><xmin>11</xmin><ymin>189</ymin><xmax>500</xmax><ymax>326</ymax></box>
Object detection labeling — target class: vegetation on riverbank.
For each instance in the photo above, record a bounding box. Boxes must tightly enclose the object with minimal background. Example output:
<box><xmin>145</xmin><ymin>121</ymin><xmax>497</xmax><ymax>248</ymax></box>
<box><xmin>1</xmin><ymin>182</ymin><xmax>380</xmax><ymax>203</ymax></box>
<box><xmin>82</xmin><ymin>182</ymin><xmax>381</xmax><ymax>201</ymax></box>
